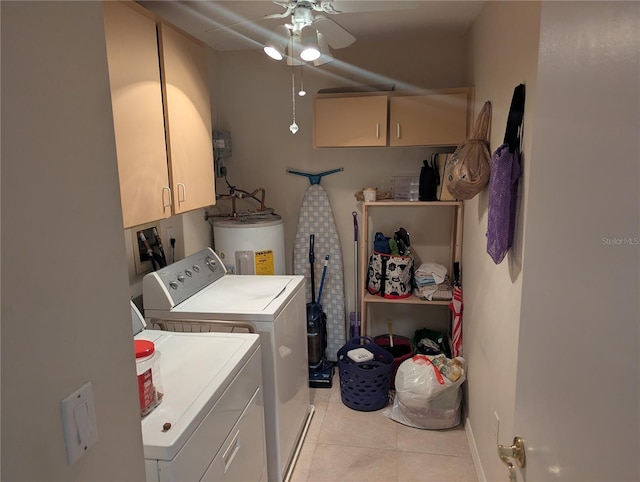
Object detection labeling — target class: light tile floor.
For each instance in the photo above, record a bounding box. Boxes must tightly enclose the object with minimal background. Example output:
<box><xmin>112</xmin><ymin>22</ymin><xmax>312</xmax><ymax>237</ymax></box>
<box><xmin>290</xmin><ymin>373</ymin><xmax>478</xmax><ymax>482</ymax></box>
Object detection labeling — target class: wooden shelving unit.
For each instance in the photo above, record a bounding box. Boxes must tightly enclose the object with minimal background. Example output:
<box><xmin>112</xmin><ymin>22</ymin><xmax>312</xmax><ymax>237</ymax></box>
<box><xmin>359</xmin><ymin>200</ymin><xmax>463</xmax><ymax>336</ymax></box>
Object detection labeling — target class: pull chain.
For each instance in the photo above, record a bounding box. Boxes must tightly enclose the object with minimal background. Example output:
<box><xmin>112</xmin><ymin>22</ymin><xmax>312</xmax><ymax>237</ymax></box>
<box><xmin>290</xmin><ymin>65</ymin><xmax>298</xmax><ymax>134</ymax></box>
<box><xmin>298</xmin><ymin>63</ymin><xmax>306</xmax><ymax>96</ymax></box>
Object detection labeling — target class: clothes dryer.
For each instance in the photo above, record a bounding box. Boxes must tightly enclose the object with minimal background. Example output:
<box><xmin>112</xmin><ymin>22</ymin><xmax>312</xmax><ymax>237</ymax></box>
<box><xmin>131</xmin><ymin>302</ymin><xmax>266</xmax><ymax>481</ymax></box>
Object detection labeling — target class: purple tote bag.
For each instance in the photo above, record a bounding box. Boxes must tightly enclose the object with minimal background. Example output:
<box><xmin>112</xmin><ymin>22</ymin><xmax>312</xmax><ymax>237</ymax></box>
<box><xmin>487</xmin><ymin>84</ymin><xmax>526</xmax><ymax>264</ymax></box>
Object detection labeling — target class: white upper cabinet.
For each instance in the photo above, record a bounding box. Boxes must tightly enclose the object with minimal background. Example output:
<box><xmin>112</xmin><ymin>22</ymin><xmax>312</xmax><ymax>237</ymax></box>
<box><xmin>158</xmin><ymin>23</ymin><xmax>215</xmax><ymax>215</ymax></box>
<box><xmin>104</xmin><ymin>2</ymin><xmax>215</xmax><ymax>229</ymax></box>
<box><xmin>313</xmin><ymin>88</ymin><xmax>472</xmax><ymax>148</ymax></box>
<box><xmin>104</xmin><ymin>1</ymin><xmax>169</xmax><ymax>229</ymax></box>
<box><xmin>389</xmin><ymin>92</ymin><xmax>470</xmax><ymax>147</ymax></box>
<box><xmin>313</xmin><ymin>95</ymin><xmax>388</xmax><ymax>147</ymax></box>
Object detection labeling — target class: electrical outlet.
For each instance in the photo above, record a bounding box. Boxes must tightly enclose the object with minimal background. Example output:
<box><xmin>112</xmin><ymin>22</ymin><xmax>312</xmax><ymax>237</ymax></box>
<box><xmin>166</xmin><ymin>227</ymin><xmax>174</xmax><ymax>242</ymax></box>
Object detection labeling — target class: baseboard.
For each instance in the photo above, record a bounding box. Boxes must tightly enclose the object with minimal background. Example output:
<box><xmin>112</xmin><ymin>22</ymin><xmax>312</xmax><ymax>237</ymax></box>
<box><xmin>283</xmin><ymin>404</ymin><xmax>315</xmax><ymax>482</ymax></box>
<box><xmin>464</xmin><ymin>415</ymin><xmax>486</xmax><ymax>482</ymax></box>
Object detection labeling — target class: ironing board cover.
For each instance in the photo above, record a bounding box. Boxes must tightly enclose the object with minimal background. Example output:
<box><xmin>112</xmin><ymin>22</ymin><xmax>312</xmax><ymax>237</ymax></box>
<box><xmin>294</xmin><ymin>184</ymin><xmax>345</xmax><ymax>361</ymax></box>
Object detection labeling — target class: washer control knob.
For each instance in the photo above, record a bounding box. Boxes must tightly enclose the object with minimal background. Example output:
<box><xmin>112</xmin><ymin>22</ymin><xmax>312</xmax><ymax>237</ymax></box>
<box><xmin>177</xmin><ymin>274</ymin><xmax>186</xmax><ymax>282</ymax></box>
<box><xmin>192</xmin><ymin>265</ymin><xmax>200</xmax><ymax>273</ymax></box>
<box><xmin>185</xmin><ymin>270</ymin><xmax>193</xmax><ymax>277</ymax></box>
<box><xmin>169</xmin><ymin>281</ymin><xmax>179</xmax><ymax>290</ymax></box>
<box><xmin>206</xmin><ymin>257</ymin><xmax>217</xmax><ymax>271</ymax></box>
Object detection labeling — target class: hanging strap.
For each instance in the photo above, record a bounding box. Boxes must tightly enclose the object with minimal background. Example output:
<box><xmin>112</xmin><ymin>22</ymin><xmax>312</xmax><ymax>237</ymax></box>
<box><xmin>504</xmin><ymin>84</ymin><xmax>526</xmax><ymax>153</ymax></box>
<box><xmin>380</xmin><ymin>255</ymin><xmax>387</xmax><ymax>298</ymax></box>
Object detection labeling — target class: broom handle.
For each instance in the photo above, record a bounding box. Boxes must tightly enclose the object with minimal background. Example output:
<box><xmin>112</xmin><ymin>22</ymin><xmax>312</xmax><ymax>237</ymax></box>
<box><xmin>353</xmin><ymin>212</ymin><xmax>359</xmax><ymax>326</ymax></box>
<box><xmin>317</xmin><ymin>255</ymin><xmax>329</xmax><ymax>305</ymax></box>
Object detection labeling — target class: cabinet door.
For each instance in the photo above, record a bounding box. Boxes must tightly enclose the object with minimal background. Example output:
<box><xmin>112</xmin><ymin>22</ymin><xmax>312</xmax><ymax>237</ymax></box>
<box><xmin>159</xmin><ymin>24</ymin><xmax>216</xmax><ymax>215</ymax></box>
<box><xmin>104</xmin><ymin>1</ymin><xmax>170</xmax><ymax>229</ymax></box>
<box><xmin>389</xmin><ymin>93</ymin><xmax>469</xmax><ymax>147</ymax></box>
<box><xmin>313</xmin><ymin>95</ymin><xmax>388</xmax><ymax>147</ymax></box>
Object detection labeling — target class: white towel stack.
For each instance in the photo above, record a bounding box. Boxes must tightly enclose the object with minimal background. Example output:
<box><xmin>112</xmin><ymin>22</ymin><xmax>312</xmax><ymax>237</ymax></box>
<box><xmin>413</xmin><ymin>263</ymin><xmax>452</xmax><ymax>301</ymax></box>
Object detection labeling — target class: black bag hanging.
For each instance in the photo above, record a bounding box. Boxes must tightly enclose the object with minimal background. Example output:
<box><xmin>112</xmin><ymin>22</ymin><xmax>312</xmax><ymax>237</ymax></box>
<box><xmin>419</xmin><ymin>155</ymin><xmax>438</xmax><ymax>201</ymax></box>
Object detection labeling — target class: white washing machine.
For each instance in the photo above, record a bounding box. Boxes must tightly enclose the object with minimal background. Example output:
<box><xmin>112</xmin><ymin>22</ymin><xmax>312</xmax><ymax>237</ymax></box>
<box><xmin>142</xmin><ymin>248</ymin><xmax>311</xmax><ymax>482</ymax></box>
<box><xmin>131</xmin><ymin>303</ymin><xmax>266</xmax><ymax>481</ymax></box>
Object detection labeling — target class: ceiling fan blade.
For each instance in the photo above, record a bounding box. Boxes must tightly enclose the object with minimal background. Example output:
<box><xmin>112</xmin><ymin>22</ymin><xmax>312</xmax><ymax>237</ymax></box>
<box><xmin>264</xmin><ymin>1</ymin><xmax>296</xmax><ymax>20</ymax></box>
<box><xmin>321</xmin><ymin>1</ymin><xmax>417</xmax><ymax>14</ymax></box>
<box><xmin>312</xmin><ymin>15</ymin><xmax>355</xmax><ymax>49</ymax></box>
<box><xmin>264</xmin><ymin>11</ymin><xmax>292</xmax><ymax>20</ymax></box>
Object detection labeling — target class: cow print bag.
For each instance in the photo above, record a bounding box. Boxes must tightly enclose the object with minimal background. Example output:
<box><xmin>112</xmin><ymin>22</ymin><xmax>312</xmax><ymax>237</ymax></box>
<box><xmin>367</xmin><ymin>251</ymin><xmax>414</xmax><ymax>299</ymax></box>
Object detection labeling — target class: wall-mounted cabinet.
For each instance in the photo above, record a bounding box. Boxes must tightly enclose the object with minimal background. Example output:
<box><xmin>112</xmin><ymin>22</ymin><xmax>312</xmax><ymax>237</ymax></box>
<box><xmin>389</xmin><ymin>92</ymin><xmax>469</xmax><ymax>146</ymax></box>
<box><xmin>158</xmin><ymin>23</ymin><xmax>215</xmax><ymax>216</ymax></box>
<box><xmin>313</xmin><ymin>88</ymin><xmax>472</xmax><ymax>148</ymax></box>
<box><xmin>104</xmin><ymin>1</ymin><xmax>215</xmax><ymax>229</ymax></box>
<box><xmin>313</xmin><ymin>95</ymin><xmax>388</xmax><ymax>147</ymax></box>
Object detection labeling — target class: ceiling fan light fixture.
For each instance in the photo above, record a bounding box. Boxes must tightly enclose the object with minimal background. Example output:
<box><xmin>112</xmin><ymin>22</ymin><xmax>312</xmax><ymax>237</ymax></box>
<box><xmin>299</xmin><ymin>25</ymin><xmax>321</xmax><ymax>62</ymax></box>
<box><xmin>313</xmin><ymin>32</ymin><xmax>333</xmax><ymax>66</ymax></box>
<box><xmin>264</xmin><ymin>44</ymin><xmax>284</xmax><ymax>61</ymax></box>
<box><xmin>264</xmin><ymin>25</ymin><xmax>289</xmax><ymax>61</ymax></box>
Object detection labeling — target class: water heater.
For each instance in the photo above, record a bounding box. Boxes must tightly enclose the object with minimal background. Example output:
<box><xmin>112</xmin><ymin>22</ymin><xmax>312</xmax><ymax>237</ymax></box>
<box><xmin>213</xmin><ymin>217</ymin><xmax>285</xmax><ymax>275</ymax></box>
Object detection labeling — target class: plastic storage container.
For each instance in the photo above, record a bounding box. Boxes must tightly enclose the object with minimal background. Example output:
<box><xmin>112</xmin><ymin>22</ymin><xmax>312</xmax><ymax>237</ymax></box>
<box><xmin>135</xmin><ymin>339</ymin><xmax>163</xmax><ymax>417</ymax></box>
<box><xmin>391</xmin><ymin>176</ymin><xmax>420</xmax><ymax>201</ymax></box>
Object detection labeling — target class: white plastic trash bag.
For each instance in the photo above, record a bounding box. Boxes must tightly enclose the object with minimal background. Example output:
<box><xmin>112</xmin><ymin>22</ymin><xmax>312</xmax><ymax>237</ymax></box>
<box><xmin>384</xmin><ymin>354</ymin><xmax>466</xmax><ymax>430</ymax></box>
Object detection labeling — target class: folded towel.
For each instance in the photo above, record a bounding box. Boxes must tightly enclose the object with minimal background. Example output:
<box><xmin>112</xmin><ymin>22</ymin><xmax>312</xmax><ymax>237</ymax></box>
<box><xmin>414</xmin><ymin>276</ymin><xmax>453</xmax><ymax>301</ymax></box>
<box><xmin>415</xmin><ymin>262</ymin><xmax>447</xmax><ymax>285</ymax></box>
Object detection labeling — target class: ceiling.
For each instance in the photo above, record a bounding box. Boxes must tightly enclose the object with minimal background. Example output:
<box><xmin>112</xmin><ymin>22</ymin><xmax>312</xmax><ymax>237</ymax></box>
<box><xmin>137</xmin><ymin>1</ymin><xmax>485</xmax><ymax>52</ymax></box>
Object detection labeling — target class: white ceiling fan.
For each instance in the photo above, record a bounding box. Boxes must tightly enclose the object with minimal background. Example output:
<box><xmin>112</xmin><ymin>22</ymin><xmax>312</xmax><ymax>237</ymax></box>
<box><xmin>266</xmin><ymin>1</ymin><xmax>355</xmax><ymax>49</ymax></box>
<box><xmin>259</xmin><ymin>1</ymin><xmax>415</xmax><ymax>133</ymax></box>
<box><xmin>260</xmin><ymin>1</ymin><xmax>415</xmax><ymax>65</ymax></box>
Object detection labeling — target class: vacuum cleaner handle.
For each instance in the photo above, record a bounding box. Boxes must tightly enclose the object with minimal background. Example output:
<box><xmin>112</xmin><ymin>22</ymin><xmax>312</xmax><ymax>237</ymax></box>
<box><xmin>309</xmin><ymin>234</ymin><xmax>316</xmax><ymax>303</ymax></box>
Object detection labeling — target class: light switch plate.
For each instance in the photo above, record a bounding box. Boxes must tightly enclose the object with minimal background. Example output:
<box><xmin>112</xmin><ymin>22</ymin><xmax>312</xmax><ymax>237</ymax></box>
<box><xmin>61</xmin><ymin>382</ymin><xmax>98</xmax><ymax>464</ymax></box>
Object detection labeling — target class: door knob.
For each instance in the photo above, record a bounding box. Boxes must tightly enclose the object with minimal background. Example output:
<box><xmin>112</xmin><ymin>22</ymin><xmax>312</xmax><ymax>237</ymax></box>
<box><xmin>498</xmin><ymin>436</ymin><xmax>526</xmax><ymax>482</ymax></box>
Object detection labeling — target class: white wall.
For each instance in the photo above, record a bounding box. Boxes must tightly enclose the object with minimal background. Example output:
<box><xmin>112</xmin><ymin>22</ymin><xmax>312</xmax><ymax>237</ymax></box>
<box><xmin>462</xmin><ymin>2</ymin><xmax>541</xmax><ymax>480</ymax></box>
<box><xmin>211</xmin><ymin>30</ymin><xmax>469</xmax><ymax>332</ymax></box>
<box><xmin>1</xmin><ymin>2</ymin><xmax>146</xmax><ymax>480</ymax></box>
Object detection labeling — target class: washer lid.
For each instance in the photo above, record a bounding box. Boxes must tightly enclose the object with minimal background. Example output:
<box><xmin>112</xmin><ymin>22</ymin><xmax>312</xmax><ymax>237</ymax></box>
<box><xmin>131</xmin><ymin>301</ymin><xmax>146</xmax><ymax>336</ymax></box>
<box><xmin>175</xmin><ymin>275</ymin><xmax>293</xmax><ymax>313</ymax></box>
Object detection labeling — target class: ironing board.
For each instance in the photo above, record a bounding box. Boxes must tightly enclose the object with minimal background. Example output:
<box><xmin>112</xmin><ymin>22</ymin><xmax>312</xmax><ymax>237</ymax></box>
<box><xmin>291</xmin><ymin>169</ymin><xmax>345</xmax><ymax>362</ymax></box>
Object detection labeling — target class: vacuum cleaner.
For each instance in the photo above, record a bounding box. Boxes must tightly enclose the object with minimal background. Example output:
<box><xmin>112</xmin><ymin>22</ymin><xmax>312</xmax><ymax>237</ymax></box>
<box><xmin>307</xmin><ymin>234</ymin><xmax>334</xmax><ymax>388</ymax></box>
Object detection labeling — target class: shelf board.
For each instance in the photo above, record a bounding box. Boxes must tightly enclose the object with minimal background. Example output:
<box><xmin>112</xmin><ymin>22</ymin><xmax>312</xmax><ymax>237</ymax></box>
<box><xmin>363</xmin><ymin>200</ymin><xmax>462</xmax><ymax>207</ymax></box>
<box><xmin>363</xmin><ymin>292</ymin><xmax>451</xmax><ymax>306</ymax></box>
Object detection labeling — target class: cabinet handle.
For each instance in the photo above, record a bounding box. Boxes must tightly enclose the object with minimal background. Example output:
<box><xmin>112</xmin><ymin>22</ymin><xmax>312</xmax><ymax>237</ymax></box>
<box><xmin>162</xmin><ymin>187</ymin><xmax>172</xmax><ymax>211</ymax></box>
<box><xmin>222</xmin><ymin>429</ymin><xmax>241</xmax><ymax>473</ymax></box>
<box><xmin>396</xmin><ymin>123</ymin><xmax>401</xmax><ymax>139</ymax></box>
<box><xmin>177</xmin><ymin>183</ymin><xmax>186</xmax><ymax>203</ymax></box>
<box><xmin>376</xmin><ymin>123</ymin><xmax>380</xmax><ymax>139</ymax></box>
